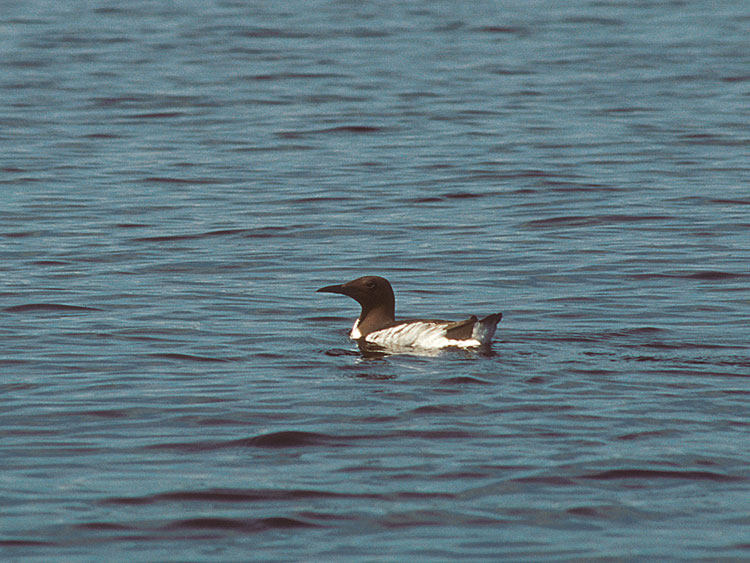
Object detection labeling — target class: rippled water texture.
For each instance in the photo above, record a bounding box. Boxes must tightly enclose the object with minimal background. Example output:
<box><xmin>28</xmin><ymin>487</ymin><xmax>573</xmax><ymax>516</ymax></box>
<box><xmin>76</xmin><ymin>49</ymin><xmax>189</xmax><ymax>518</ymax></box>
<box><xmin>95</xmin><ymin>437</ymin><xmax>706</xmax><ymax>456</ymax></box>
<box><xmin>2</xmin><ymin>1</ymin><xmax>749</xmax><ymax>560</ymax></box>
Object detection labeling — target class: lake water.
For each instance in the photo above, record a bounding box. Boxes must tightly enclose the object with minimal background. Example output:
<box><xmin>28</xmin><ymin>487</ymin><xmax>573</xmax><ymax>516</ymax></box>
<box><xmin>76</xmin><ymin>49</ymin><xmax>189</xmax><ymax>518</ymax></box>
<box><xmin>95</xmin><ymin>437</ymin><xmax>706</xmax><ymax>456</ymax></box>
<box><xmin>2</xmin><ymin>1</ymin><xmax>749</xmax><ymax>560</ymax></box>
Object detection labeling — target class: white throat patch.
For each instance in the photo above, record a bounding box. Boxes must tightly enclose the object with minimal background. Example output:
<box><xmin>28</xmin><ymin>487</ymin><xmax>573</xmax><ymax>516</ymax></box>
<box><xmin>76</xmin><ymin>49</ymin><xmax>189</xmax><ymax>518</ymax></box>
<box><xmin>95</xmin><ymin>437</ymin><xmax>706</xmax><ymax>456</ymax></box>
<box><xmin>350</xmin><ymin>319</ymin><xmax>362</xmax><ymax>339</ymax></box>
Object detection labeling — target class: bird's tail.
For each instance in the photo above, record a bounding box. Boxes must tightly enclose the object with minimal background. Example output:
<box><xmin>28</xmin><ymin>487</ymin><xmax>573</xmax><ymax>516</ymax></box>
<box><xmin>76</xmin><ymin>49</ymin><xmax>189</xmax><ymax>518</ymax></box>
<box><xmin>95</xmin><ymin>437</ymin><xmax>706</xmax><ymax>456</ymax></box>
<box><xmin>472</xmin><ymin>313</ymin><xmax>502</xmax><ymax>345</ymax></box>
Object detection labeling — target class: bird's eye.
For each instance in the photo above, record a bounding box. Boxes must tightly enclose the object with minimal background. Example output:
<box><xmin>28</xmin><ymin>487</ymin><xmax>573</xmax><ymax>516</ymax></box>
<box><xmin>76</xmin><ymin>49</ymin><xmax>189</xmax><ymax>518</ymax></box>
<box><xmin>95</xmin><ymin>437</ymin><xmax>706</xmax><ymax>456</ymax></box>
<box><xmin>365</xmin><ymin>280</ymin><xmax>376</xmax><ymax>289</ymax></box>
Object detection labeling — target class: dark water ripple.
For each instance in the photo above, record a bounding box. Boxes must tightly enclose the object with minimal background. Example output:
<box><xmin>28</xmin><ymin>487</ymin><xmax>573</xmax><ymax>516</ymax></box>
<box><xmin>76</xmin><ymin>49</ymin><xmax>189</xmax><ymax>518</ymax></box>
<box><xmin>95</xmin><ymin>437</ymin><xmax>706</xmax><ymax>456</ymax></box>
<box><xmin>2</xmin><ymin>0</ymin><xmax>750</xmax><ymax>561</ymax></box>
<box><xmin>3</xmin><ymin>303</ymin><xmax>103</xmax><ymax>313</ymax></box>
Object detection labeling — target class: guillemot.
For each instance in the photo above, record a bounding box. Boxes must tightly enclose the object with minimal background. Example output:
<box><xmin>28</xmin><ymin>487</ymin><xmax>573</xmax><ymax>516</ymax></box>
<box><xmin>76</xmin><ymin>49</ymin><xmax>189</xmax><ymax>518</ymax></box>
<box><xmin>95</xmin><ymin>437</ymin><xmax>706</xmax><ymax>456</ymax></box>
<box><xmin>317</xmin><ymin>275</ymin><xmax>502</xmax><ymax>350</ymax></box>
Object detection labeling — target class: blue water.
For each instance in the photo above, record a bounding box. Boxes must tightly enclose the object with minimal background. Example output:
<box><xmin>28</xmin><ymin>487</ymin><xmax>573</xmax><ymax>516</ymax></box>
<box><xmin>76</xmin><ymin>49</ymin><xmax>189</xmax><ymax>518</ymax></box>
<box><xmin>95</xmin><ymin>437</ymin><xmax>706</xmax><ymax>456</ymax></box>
<box><xmin>2</xmin><ymin>1</ymin><xmax>749</xmax><ymax>560</ymax></box>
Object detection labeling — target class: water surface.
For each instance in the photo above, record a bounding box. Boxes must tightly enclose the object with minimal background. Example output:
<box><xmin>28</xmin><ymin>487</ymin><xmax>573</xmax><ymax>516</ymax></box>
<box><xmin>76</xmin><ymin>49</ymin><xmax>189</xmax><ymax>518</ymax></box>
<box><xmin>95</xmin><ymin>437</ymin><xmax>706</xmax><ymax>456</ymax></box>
<box><xmin>2</xmin><ymin>1</ymin><xmax>749</xmax><ymax>560</ymax></box>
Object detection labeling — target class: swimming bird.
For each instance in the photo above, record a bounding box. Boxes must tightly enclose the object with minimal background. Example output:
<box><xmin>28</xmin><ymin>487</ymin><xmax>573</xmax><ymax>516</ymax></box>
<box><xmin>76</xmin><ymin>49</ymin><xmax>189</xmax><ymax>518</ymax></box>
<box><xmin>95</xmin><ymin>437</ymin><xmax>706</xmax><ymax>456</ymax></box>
<box><xmin>317</xmin><ymin>275</ymin><xmax>502</xmax><ymax>350</ymax></box>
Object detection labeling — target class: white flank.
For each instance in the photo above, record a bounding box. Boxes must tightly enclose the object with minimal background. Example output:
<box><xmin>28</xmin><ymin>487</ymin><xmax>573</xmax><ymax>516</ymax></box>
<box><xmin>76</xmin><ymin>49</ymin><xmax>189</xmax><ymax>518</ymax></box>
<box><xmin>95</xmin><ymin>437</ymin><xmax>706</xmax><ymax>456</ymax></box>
<box><xmin>349</xmin><ymin>315</ymin><xmax>500</xmax><ymax>350</ymax></box>
<box><xmin>364</xmin><ymin>322</ymin><xmax>482</xmax><ymax>349</ymax></box>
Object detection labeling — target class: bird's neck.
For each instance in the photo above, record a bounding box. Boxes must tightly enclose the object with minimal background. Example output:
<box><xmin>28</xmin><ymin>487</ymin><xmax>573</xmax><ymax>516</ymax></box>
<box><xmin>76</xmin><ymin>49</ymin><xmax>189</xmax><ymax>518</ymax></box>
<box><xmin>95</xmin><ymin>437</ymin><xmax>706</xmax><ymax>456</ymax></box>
<box><xmin>356</xmin><ymin>304</ymin><xmax>395</xmax><ymax>337</ymax></box>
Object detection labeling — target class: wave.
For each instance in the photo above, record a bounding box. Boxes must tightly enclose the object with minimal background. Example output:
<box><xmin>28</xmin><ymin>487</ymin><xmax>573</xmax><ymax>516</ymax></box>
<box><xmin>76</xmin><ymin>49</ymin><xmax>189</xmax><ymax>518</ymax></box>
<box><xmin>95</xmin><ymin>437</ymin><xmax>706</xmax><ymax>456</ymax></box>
<box><xmin>144</xmin><ymin>430</ymin><xmax>349</xmax><ymax>452</ymax></box>
<box><xmin>581</xmin><ymin>468</ymin><xmax>743</xmax><ymax>482</ymax></box>
<box><xmin>3</xmin><ymin>303</ymin><xmax>102</xmax><ymax>313</ymax></box>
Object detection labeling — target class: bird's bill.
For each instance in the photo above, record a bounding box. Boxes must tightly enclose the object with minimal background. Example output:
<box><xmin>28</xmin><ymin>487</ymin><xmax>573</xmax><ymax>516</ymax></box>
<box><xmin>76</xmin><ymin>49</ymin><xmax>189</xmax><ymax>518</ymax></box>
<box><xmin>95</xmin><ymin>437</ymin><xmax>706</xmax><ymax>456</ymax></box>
<box><xmin>316</xmin><ymin>283</ymin><xmax>348</xmax><ymax>295</ymax></box>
